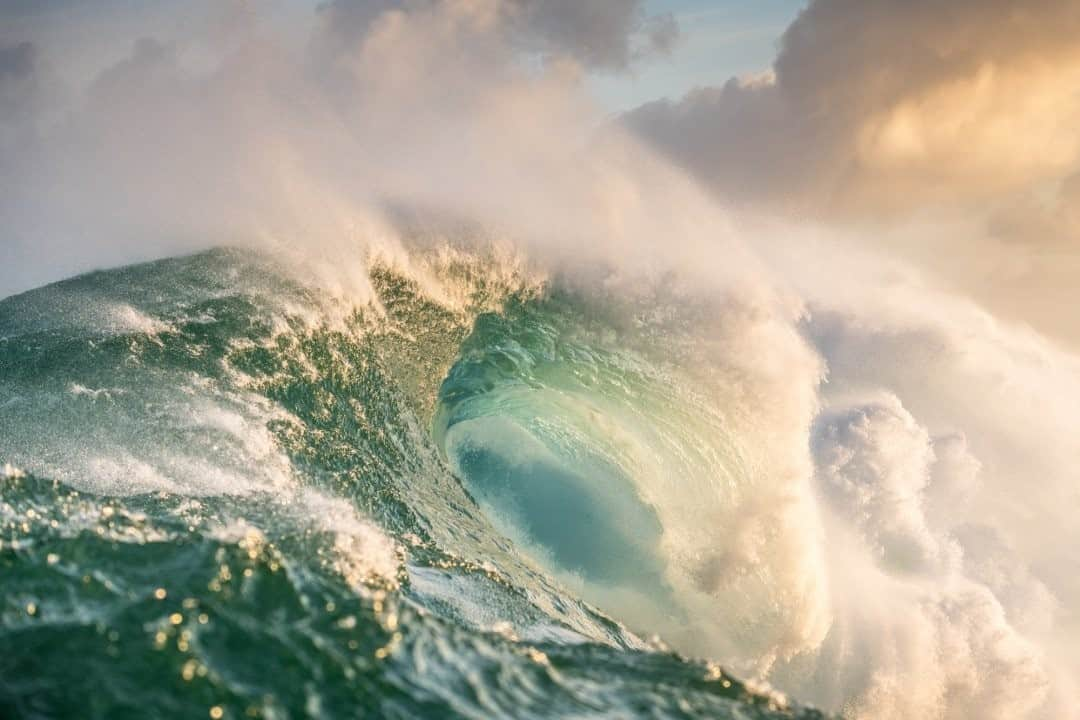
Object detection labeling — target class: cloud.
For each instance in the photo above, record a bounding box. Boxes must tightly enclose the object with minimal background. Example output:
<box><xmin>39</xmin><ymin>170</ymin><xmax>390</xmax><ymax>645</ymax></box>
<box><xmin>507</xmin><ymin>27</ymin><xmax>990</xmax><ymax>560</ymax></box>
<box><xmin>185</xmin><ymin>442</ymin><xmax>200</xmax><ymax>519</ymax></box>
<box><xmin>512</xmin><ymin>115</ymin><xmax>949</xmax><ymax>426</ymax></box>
<box><xmin>0</xmin><ymin>41</ymin><xmax>41</xmax><ymax>146</ymax></box>
<box><xmin>626</xmin><ymin>0</ymin><xmax>1080</xmax><ymax>215</ymax></box>
<box><xmin>315</xmin><ymin>0</ymin><xmax>678</xmax><ymax>71</ymax></box>
<box><xmin>623</xmin><ymin>0</ymin><xmax>1080</xmax><ymax>349</ymax></box>
<box><xmin>991</xmin><ymin>171</ymin><xmax>1080</xmax><ymax>247</ymax></box>
<box><xmin>0</xmin><ymin>39</ymin><xmax>35</xmax><ymax>79</ymax></box>
<box><xmin>508</xmin><ymin>0</ymin><xmax>678</xmax><ymax>69</ymax></box>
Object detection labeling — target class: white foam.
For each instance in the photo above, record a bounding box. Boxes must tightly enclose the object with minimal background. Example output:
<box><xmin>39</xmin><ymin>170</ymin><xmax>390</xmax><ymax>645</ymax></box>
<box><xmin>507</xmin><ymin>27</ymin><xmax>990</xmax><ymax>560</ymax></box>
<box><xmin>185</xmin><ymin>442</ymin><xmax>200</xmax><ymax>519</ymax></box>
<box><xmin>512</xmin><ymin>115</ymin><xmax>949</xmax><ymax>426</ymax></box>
<box><xmin>299</xmin><ymin>489</ymin><xmax>400</xmax><ymax>587</ymax></box>
<box><xmin>68</xmin><ymin>383</ymin><xmax>125</xmax><ymax>400</ymax></box>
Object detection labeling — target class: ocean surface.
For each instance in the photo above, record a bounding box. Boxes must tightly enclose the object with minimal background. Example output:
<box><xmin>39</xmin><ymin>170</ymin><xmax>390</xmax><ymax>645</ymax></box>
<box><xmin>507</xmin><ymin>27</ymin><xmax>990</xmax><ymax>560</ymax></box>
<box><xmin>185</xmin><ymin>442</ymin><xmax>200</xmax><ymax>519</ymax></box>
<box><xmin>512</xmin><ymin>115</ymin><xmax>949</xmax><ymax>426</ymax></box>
<box><xmin>0</xmin><ymin>247</ymin><xmax>828</xmax><ymax>719</ymax></box>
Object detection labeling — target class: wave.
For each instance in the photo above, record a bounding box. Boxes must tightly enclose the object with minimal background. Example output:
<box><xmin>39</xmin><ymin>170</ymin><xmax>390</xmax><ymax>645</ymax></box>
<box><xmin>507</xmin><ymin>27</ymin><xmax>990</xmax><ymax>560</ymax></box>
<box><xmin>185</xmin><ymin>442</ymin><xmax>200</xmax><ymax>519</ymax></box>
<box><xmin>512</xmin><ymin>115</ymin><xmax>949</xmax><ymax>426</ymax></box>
<box><xmin>0</xmin><ymin>247</ymin><xmax>823</xmax><ymax>719</ymax></box>
<box><xmin>3</xmin><ymin>231</ymin><xmax>1076</xmax><ymax>719</ymax></box>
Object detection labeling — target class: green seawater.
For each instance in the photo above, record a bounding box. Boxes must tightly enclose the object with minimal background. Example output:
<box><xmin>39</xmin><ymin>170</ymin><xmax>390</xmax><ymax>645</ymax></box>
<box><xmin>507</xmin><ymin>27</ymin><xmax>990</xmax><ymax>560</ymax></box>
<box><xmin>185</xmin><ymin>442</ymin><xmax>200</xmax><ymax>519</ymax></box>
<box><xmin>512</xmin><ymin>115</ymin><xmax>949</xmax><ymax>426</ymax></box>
<box><xmin>0</xmin><ymin>249</ymin><xmax>828</xmax><ymax>719</ymax></box>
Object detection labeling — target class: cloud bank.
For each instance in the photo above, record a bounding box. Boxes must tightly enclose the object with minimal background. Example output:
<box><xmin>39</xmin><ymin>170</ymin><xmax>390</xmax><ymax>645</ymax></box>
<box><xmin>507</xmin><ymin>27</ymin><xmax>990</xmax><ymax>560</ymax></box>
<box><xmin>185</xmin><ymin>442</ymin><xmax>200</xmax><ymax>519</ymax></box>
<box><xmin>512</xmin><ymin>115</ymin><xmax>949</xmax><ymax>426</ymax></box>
<box><xmin>626</xmin><ymin>0</ymin><xmax>1080</xmax><ymax>214</ymax></box>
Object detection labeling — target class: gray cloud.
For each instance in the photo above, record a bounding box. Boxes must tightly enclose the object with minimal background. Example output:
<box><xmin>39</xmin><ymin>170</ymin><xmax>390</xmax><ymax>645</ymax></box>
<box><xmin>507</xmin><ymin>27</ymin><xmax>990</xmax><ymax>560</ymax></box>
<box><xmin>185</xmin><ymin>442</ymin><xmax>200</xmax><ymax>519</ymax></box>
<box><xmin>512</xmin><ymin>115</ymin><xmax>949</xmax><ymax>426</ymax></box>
<box><xmin>315</xmin><ymin>0</ymin><xmax>677</xmax><ymax>71</ymax></box>
<box><xmin>509</xmin><ymin>0</ymin><xmax>678</xmax><ymax>69</ymax></box>
<box><xmin>0</xmin><ymin>39</ymin><xmax>35</xmax><ymax>78</ymax></box>
<box><xmin>625</xmin><ymin>0</ymin><xmax>1080</xmax><ymax>216</ymax></box>
<box><xmin>0</xmin><ymin>41</ymin><xmax>40</xmax><ymax>140</ymax></box>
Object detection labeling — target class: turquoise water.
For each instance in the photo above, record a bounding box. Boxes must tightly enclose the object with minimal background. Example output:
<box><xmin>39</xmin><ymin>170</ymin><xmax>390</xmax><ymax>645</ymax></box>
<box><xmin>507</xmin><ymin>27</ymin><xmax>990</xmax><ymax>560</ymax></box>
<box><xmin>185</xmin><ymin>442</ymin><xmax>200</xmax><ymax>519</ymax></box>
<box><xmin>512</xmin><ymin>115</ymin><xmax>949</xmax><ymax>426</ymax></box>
<box><xmin>0</xmin><ymin>249</ymin><xmax>827</xmax><ymax>719</ymax></box>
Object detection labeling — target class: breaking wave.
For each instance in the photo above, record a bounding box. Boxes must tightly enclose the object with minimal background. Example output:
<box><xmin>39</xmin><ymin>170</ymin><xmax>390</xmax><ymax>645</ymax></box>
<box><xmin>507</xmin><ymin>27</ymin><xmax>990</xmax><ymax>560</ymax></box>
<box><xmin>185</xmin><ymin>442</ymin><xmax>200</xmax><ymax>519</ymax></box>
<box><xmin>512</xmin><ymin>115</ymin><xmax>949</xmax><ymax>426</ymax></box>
<box><xmin>1</xmin><ymin>238</ymin><xmax>1074</xmax><ymax>719</ymax></box>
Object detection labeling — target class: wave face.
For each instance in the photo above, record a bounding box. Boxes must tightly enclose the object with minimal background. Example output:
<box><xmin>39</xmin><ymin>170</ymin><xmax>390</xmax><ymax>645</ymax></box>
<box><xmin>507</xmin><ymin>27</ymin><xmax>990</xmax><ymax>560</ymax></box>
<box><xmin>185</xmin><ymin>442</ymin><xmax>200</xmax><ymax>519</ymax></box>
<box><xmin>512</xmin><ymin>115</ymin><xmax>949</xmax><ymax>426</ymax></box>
<box><xmin>0</xmin><ymin>249</ymin><xmax>825</xmax><ymax>720</ymax></box>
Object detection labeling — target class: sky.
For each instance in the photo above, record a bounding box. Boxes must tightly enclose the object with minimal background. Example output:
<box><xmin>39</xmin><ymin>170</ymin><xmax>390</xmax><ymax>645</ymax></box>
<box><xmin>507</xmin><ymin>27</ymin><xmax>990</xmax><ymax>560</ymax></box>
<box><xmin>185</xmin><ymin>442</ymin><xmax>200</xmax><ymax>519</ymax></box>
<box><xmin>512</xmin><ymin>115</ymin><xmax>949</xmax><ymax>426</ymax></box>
<box><xmin>590</xmin><ymin>0</ymin><xmax>805</xmax><ymax>111</ymax></box>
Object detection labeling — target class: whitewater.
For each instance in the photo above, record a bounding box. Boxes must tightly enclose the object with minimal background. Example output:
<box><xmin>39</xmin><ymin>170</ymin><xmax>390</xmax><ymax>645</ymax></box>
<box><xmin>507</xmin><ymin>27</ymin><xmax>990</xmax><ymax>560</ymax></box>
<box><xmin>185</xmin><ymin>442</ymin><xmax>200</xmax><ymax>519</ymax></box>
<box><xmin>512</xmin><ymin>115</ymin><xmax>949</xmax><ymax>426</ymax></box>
<box><xmin>2</xmin><ymin>2</ymin><xmax>1079</xmax><ymax>718</ymax></box>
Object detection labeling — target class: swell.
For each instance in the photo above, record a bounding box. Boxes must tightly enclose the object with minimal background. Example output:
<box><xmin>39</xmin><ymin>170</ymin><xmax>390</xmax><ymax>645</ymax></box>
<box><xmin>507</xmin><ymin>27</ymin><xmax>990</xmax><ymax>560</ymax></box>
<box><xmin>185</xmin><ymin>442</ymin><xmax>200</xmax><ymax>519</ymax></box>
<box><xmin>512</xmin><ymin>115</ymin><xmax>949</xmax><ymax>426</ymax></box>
<box><xmin>0</xmin><ymin>247</ymin><xmax>825</xmax><ymax>719</ymax></box>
